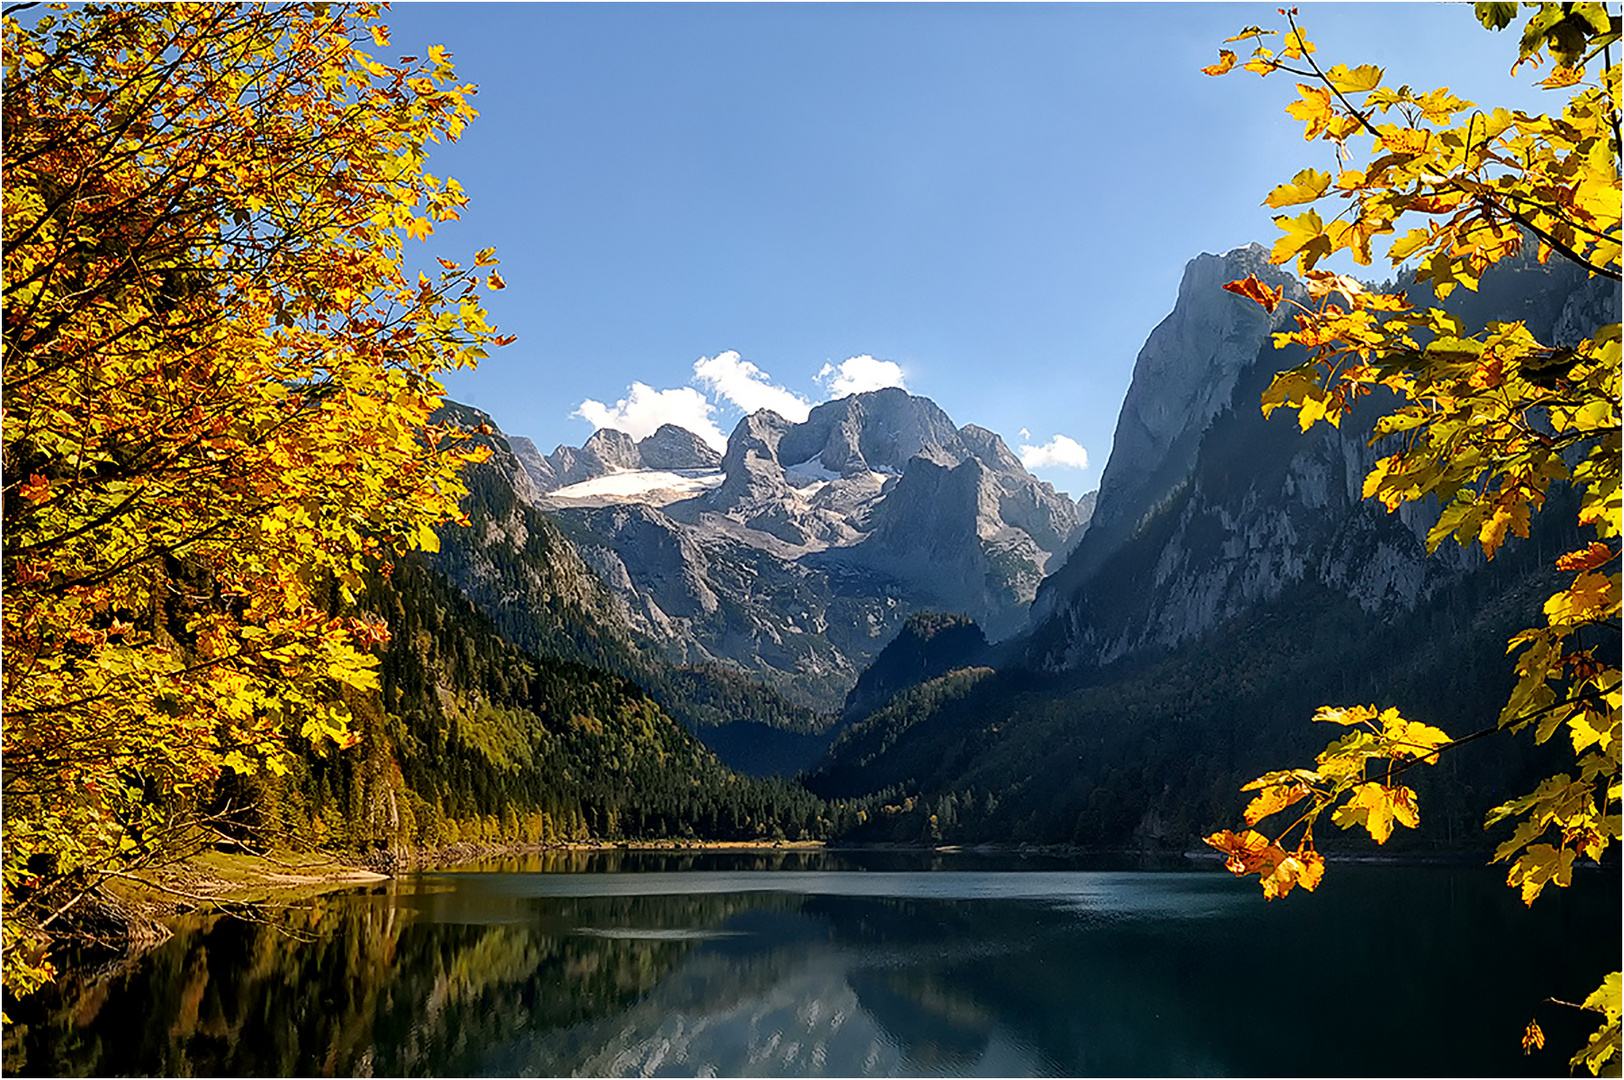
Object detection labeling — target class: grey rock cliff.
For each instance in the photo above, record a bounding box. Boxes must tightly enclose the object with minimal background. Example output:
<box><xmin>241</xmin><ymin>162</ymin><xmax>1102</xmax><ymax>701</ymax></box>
<box><xmin>1064</xmin><ymin>244</ymin><xmax>1304</xmax><ymax>588</ymax></box>
<box><xmin>638</xmin><ymin>423</ymin><xmax>723</xmax><ymax>471</ymax></box>
<box><xmin>1025</xmin><ymin>243</ymin><xmax>1617</xmax><ymax>672</ymax></box>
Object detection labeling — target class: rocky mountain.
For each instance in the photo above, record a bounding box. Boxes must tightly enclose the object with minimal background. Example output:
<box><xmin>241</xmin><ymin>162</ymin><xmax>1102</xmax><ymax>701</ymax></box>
<box><xmin>1026</xmin><ymin>242</ymin><xmax>1618</xmax><ymax>671</ymax></box>
<box><xmin>424</xmin><ymin>402</ymin><xmax>842</xmax><ymax>775</ymax></box>
<box><xmin>807</xmin><ymin>242</ymin><xmax>1613</xmax><ymax>848</ymax></box>
<box><xmin>510</xmin><ymin>423</ymin><xmax>721</xmax><ymax>491</ymax></box>
<box><xmin>1052</xmin><ymin>244</ymin><xmax>1304</xmax><ymax>588</ymax></box>
<box><xmin>516</xmin><ymin>388</ymin><xmax>1090</xmax><ymax>710</ymax></box>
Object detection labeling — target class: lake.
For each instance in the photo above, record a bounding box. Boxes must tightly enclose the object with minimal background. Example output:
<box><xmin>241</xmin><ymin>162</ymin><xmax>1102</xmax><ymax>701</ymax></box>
<box><xmin>5</xmin><ymin>849</ymin><xmax>1617</xmax><ymax>1077</ymax></box>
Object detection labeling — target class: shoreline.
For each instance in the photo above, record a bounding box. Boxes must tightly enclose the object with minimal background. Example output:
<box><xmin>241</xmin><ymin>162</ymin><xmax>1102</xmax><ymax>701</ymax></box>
<box><xmin>66</xmin><ymin>836</ymin><xmax>1610</xmax><ymax>931</ymax></box>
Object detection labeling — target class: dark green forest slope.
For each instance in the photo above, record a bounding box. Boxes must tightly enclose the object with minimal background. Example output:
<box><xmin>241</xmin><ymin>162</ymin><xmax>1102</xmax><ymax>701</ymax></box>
<box><xmin>808</xmin><ymin>549</ymin><xmax>1574</xmax><ymax>850</ymax></box>
<box><xmin>226</xmin><ymin>557</ymin><xmax>849</xmax><ymax>852</ymax></box>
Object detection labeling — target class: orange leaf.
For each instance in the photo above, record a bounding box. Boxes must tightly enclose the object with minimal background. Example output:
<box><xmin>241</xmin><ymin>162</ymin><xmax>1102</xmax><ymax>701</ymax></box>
<box><xmin>19</xmin><ymin>473</ymin><xmax>51</xmax><ymax>504</ymax></box>
<box><xmin>1202</xmin><ymin>50</ymin><xmax>1238</xmax><ymax>76</ymax></box>
<box><xmin>1556</xmin><ymin>542</ymin><xmax>1614</xmax><ymax>572</ymax></box>
<box><xmin>1223</xmin><ymin>274</ymin><xmax>1285</xmax><ymax>312</ymax></box>
<box><xmin>1203</xmin><ymin>829</ymin><xmax>1273</xmax><ymax>875</ymax></box>
<box><xmin>1261</xmin><ymin>848</ymin><xmax>1325</xmax><ymax>899</ymax></box>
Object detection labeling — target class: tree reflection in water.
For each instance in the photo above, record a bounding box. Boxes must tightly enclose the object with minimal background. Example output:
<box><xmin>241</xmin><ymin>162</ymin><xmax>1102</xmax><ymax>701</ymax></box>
<box><xmin>5</xmin><ymin>852</ymin><xmax>1617</xmax><ymax>1077</ymax></box>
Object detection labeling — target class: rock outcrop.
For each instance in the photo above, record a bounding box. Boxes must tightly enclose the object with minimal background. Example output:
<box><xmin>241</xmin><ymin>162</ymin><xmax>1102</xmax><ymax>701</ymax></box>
<box><xmin>1024</xmin><ymin>243</ymin><xmax>1617</xmax><ymax>672</ymax></box>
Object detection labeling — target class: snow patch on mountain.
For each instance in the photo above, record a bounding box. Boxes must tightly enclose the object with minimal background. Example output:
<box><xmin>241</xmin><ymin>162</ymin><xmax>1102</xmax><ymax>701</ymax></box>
<box><xmin>547</xmin><ymin>469</ymin><xmax>725</xmax><ymax>503</ymax></box>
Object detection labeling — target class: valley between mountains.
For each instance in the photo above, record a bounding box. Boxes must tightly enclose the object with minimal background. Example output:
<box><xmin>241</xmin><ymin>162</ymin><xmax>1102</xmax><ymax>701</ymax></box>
<box><xmin>264</xmin><ymin>239</ymin><xmax>1610</xmax><ymax>857</ymax></box>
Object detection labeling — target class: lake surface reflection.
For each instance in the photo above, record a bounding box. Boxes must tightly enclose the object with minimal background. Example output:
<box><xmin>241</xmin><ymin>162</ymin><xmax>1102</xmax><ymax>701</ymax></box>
<box><xmin>7</xmin><ymin>849</ymin><xmax>1618</xmax><ymax>1077</ymax></box>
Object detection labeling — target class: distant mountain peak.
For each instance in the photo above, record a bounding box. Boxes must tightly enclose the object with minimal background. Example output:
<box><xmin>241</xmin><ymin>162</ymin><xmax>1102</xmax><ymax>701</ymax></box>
<box><xmin>484</xmin><ymin>387</ymin><xmax>1089</xmax><ymax>708</ymax></box>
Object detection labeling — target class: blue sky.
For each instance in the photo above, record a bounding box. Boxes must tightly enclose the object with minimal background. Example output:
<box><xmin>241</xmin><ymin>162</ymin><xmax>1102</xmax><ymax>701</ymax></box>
<box><xmin>384</xmin><ymin>2</ymin><xmax>1555</xmax><ymax>497</ymax></box>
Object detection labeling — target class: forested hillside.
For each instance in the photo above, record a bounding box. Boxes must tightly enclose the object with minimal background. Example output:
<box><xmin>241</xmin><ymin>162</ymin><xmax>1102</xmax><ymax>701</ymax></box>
<box><xmin>809</xmin><ymin>526</ymin><xmax>1575</xmax><ymax>849</ymax></box>
<box><xmin>242</xmin><ymin>556</ymin><xmax>848</xmax><ymax>852</ymax></box>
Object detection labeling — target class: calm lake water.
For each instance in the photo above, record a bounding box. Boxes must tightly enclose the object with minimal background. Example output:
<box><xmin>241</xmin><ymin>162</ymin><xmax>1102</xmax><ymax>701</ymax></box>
<box><xmin>6</xmin><ymin>849</ymin><xmax>1618</xmax><ymax>1077</ymax></box>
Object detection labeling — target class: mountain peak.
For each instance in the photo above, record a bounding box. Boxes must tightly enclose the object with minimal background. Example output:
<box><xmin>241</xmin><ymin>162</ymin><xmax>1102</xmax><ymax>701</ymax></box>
<box><xmin>777</xmin><ymin>387</ymin><xmax>963</xmax><ymax>475</ymax></box>
<box><xmin>1046</xmin><ymin>247</ymin><xmax>1304</xmax><ymax>591</ymax></box>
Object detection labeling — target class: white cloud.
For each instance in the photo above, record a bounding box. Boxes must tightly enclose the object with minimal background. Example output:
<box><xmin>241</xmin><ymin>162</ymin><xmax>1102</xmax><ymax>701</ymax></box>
<box><xmin>573</xmin><ymin>382</ymin><xmax>729</xmax><ymax>450</ymax></box>
<box><xmin>1019</xmin><ymin>434</ymin><xmax>1089</xmax><ymax>472</ymax></box>
<box><xmin>815</xmin><ymin>355</ymin><xmax>906</xmax><ymax>398</ymax></box>
<box><xmin>573</xmin><ymin>349</ymin><xmax>908</xmax><ymax>455</ymax></box>
<box><xmin>692</xmin><ymin>350</ymin><xmax>812</xmax><ymax>423</ymax></box>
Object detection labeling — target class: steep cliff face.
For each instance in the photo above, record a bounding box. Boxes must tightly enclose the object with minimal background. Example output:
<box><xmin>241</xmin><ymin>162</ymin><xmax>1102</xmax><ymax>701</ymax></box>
<box><xmin>1026</xmin><ymin>243</ymin><xmax>1617</xmax><ymax>672</ymax></box>
<box><xmin>1037</xmin><ymin>245</ymin><xmax>1304</xmax><ymax>607</ymax></box>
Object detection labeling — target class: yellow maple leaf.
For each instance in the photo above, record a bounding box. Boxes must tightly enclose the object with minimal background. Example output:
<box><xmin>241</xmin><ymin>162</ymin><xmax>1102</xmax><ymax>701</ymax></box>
<box><xmin>1264</xmin><ymin>168</ymin><xmax>1332</xmax><ymax>208</ymax></box>
<box><xmin>1545</xmin><ymin>571</ymin><xmax>1619</xmax><ymax>625</ymax></box>
<box><xmin>1325</xmin><ymin>63</ymin><xmax>1383</xmax><ymax>93</ymax></box>
<box><xmin>1243</xmin><ymin>782</ymin><xmax>1311</xmax><ymax>825</ymax></box>
<box><xmin>1378</xmin><ymin>127</ymin><xmax>1430</xmax><ymax>155</ymax></box>
<box><xmin>1336</xmin><ymin>782</ymin><xmax>1419</xmax><ymax>844</ymax></box>
<box><xmin>1505</xmin><ymin>843</ymin><xmax>1575</xmax><ymax>905</ymax></box>
<box><xmin>1388</xmin><ymin>718</ymin><xmax>1451</xmax><ymax>763</ymax></box>
<box><xmin>1285</xmin><ymin>84</ymin><xmax>1335</xmax><ymax>140</ymax></box>
<box><xmin>1480</xmin><ymin>501</ymin><xmax>1532</xmax><ymax>560</ymax></box>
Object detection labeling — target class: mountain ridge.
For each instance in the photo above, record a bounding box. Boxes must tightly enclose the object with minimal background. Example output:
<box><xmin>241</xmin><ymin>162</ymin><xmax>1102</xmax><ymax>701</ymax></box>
<box><xmin>504</xmin><ymin>387</ymin><xmax>1093</xmax><ymax>711</ymax></box>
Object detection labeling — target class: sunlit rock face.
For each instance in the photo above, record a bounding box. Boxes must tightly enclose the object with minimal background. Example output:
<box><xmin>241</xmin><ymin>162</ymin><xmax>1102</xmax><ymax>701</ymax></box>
<box><xmin>1024</xmin><ymin>243</ymin><xmax>1618</xmax><ymax>672</ymax></box>
<box><xmin>1045</xmin><ymin>244</ymin><xmax>1304</xmax><ymax>596</ymax></box>
<box><xmin>491</xmin><ymin>389</ymin><xmax>1086</xmax><ymax>710</ymax></box>
<box><xmin>637</xmin><ymin>423</ymin><xmax>723</xmax><ymax>471</ymax></box>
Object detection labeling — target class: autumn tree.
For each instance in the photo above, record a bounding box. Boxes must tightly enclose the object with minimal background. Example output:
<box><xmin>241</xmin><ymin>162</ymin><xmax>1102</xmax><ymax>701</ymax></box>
<box><xmin>1</xmin><ymin>2</ymin><xmax>510</xmax><ymax>1001</ymax></box>
<box><xmin>1201</xmin><ymin>3</ymin><xmax>1620</xmax><ymax>1073</ymax></box>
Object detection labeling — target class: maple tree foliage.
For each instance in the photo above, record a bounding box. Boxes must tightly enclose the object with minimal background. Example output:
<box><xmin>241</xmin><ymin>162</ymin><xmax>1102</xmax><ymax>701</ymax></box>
<box><xmin>1</xmin><ymin>3</ymin><xmax>510</xmax><ymax>1001</ymax></box>
<box><xmin>1204</xmin><ymin>4</ymin><xmax>1620</xmax><ymax>1073</ymax></box>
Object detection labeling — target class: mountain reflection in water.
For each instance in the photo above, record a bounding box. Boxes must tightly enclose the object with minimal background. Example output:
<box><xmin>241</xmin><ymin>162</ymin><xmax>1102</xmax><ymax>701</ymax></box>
<box><xmin>6</xmin><ymin>850</ymin><xmax>1617</xmax><ymax>1077</ymax></box>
